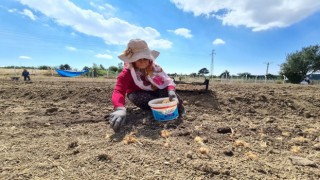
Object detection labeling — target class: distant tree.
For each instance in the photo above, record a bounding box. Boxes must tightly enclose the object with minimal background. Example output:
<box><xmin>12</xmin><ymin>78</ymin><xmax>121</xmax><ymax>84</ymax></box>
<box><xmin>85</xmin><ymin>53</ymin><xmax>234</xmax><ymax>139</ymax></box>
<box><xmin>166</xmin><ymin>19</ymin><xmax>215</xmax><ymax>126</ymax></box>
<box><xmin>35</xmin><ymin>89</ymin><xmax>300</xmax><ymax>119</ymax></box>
<box><xmin>117</xmin><ymin>63</ymin><xmax>124</xmax><ymax>72</ymax></box>
<box><xmin>38</xmin><ymin>65</ymin><xmax>50</xmax><ymax>70</ymax></box>
<box><xmin>304</xmin><ymin>45</ymin><xmax>320</xmax><ymax>72</ymax></box>
<box><xmin>220</xmin><ymin>70</ymin><xmax>230</xmax><ymax>78</ymax></box>
<box><xmin>108</xmin><ymin>66</ymin><xmax>118</xmax><ymax>72</ymax></box>
<box><xmin>238</xmin><ymin>72</ymin><xmax>252</xmax><ymax>78</ymax></box>
<box><xmin>266</xmin><ymin>73</ymin><xmax>278</xmax><ymax>79</ymax></box>
<box><xmin>189</xmin><ymin>73</ymin><xmax>197</xmax><ymax>77</ymax></box>
<box><xmin>59</xmin><ymin>64</ymin><xmax>71</xmax><ymax>70</ymax></box>
<box><xmin>100</xmin><ymin>64</ymin><xmax>106</xmax><ymax>70</ymax></box>
<box><xmin>198</xmin><ymin>68</ymin><xmax>209</xmax><ymax>76</ymax></box>
<box><xmin>168</xmin><ymin>73</ymin><xmax>177</xmax><ymax>77</ymax></box>
<box><xmin>83</xmin><ymin>66</ymin><xmax>90</xmax><ymax>70</ymax></box>
<box><xmin>280</xmin><ymin>45</ymin><xmax>320</xmax><ymax>83</ymax></box>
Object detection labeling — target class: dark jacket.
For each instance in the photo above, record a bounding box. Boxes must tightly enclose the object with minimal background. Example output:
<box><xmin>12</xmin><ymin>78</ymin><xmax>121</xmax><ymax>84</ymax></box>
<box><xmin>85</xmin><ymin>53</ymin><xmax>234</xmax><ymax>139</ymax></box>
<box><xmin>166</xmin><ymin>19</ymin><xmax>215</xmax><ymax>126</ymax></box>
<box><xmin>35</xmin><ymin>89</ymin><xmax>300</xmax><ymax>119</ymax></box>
<box><xmin>22</xmin><ymin>70</ymin><xmax>30</xmax><ymax>77</ymax></box>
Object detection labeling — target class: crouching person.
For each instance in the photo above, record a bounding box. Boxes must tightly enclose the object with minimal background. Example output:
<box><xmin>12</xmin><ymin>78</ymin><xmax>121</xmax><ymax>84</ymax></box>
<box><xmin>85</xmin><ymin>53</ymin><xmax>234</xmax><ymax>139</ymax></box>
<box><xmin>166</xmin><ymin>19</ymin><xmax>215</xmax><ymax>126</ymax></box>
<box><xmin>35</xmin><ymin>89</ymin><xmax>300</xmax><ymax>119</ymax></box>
<box><xmin>109</xmin><ymin>39</ymin><xmax>185</xmax><ymax>131</ymax></box>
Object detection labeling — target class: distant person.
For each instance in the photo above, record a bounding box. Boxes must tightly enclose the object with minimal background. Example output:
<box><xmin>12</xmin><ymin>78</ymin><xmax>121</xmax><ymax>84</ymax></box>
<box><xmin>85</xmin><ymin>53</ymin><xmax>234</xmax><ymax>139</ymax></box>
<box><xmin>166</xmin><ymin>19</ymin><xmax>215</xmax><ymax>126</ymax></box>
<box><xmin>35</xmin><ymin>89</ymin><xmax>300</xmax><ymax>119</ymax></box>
<box><xmin>22</xmin><ymin>69</ymin><xmax>31</xmax><ymax>81</ymax></box>
<box><xmin>93</xmin><ymin>69</ymin><xmax>97</xmax><ymax>77</ymax></box>
<box><xmin>109</xmin><ymin>39</ymin><xmax>185</xmax><ymax>131</ymax></box>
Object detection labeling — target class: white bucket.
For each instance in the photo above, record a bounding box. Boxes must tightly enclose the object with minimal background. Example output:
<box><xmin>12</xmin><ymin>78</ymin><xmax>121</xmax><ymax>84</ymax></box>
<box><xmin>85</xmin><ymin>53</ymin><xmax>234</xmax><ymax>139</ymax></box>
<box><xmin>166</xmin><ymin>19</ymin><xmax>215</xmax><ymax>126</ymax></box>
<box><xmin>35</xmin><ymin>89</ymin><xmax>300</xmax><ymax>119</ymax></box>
<box><xmin>148</xmin><ymin>97</ymin><xmax>179</xmax><ymax>121</ymax></box>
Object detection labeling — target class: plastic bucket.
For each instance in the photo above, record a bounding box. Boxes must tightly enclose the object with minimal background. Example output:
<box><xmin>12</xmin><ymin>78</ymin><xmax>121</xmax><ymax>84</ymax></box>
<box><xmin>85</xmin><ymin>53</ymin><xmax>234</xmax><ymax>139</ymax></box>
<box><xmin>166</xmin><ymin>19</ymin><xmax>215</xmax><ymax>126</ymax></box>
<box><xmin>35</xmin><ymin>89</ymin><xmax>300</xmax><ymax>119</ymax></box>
<box><xmin>148</xmin><ymin>97</ymin><xmax>179</xmax><ymax>121</ymax></box>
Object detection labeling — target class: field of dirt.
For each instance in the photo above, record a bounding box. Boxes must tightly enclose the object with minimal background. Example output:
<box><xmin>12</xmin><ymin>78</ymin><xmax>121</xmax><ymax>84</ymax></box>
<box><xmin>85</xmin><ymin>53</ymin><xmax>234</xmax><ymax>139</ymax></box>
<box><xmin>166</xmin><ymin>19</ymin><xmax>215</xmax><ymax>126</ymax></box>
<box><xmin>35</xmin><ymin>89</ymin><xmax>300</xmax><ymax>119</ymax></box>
<box><xmin>0</xmin><ymin>77</ymin><xmax>319</xmax><ymax>179</ymax></box>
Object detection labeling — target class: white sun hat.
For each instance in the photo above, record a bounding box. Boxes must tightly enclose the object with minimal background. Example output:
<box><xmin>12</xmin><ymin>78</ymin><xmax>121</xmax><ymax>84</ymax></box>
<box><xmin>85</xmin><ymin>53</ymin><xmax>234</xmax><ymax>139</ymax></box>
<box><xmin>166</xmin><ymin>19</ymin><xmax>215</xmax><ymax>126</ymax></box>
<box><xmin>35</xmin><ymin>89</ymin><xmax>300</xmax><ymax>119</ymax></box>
<box><xmin>118</xmin><ymin>39</ymin><xmax>160</xmax><ymax>63</ymax></box>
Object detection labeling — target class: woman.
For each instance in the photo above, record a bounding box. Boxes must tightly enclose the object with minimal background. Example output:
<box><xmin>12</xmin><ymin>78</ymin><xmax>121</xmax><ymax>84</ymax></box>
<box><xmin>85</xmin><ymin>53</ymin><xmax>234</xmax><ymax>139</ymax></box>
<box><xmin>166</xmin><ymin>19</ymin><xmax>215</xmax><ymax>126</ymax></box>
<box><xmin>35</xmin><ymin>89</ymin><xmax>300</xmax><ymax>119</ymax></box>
<box><xmin>109</xmin><ymin>39</ymin><xmax>185</xmax><ymax>131</ymax></box>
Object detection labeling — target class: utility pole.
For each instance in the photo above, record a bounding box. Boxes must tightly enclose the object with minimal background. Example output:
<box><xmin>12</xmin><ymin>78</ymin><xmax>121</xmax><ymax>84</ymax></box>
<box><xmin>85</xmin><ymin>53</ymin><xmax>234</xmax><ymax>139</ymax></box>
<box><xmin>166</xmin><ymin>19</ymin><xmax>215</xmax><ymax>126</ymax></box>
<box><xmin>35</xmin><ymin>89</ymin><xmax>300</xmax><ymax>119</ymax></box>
<box><xmin>210</xmin><ymin>49</ymin><xmax>215</xmax><ymax>79</ymax></box>
<box><xmin>264</xmin><ymin>61</ymin><xmax>272</xmax><ymax>83</ymax></box>
<box><xmin>264</xmin><ymin>62</ymin><xmax>272</xmax><ymax>75</ymax></box>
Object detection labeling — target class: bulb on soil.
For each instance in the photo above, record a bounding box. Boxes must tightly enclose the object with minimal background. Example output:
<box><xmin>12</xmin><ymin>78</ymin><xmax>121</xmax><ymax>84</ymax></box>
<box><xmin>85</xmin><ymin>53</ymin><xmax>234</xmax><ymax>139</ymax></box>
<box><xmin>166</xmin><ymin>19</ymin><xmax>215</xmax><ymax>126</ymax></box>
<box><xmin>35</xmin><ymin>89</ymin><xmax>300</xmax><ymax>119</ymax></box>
<box><xmin>105</xmin><ymin>133</ymin><xmax>111</xmax><ymax>139</ymax></box>
<box><xmin>163</xmin><ymin>142</ymin><xmax>170</xmax><ymax>148</ymax></box>
<box><xmin>160</xmin><ymin>130</ymin><xmax>171</xmax><ymax>138</ymax></box>
<box><xmin>199</xmin><ymin>147</ymin><xmax>209</xmax><ymax>154</ymax></box>
<box><xmin>245</xmin><ymin>151</ymin><xmax>257</xmax><ymax>160</ymax></box>
<box><xmin>194</xmin><ymin>136</ymin><xmax>204</xmax><ymax>144</ymax></box>
<box><xmin>234</xmin><ymin>140</ymin><xmax>250</xmax><ymax>147</ymax></box>
<box><xmin>282</xmin><ymin>132</ymin><xmax>291</xmax><ymax>137</ymax></box>
<box><xmin>123</xmin><ymin>135</ymin><xmax>138</xmax><ymax>144</ymax></box>
<box><xmin>291</xmin><ymin>146</ymin><xmax>301</xmax><ymax>153</ymax></box>
<box><xmin>260</xmin><ymin>141</ymin><xmax>267</xmax><ymax>148</ymax></box>
<box><xmin>161</xmin><ymin>99</ymin><xmax>170</xmax><ymax>103</ymax></box>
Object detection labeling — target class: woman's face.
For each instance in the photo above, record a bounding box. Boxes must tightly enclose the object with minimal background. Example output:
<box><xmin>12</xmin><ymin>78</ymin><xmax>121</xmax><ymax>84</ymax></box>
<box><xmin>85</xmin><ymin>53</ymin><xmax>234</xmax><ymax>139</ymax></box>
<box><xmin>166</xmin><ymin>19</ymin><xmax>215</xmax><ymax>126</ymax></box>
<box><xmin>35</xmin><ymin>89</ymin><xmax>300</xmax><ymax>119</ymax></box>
<box><xmin>134</xmin><ymin>58</ymin><xmax>150</xmax><ymax>69</ymax></box>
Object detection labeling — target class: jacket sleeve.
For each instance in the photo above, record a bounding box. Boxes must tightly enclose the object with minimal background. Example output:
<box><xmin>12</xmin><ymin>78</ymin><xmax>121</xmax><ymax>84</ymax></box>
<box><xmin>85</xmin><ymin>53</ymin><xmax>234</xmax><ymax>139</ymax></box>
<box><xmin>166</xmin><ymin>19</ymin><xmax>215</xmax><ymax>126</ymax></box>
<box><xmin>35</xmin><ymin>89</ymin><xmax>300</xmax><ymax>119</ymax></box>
<box><xmin>167</xmin><ymin>85</ymin><xmax>176</xmax><ymax>91</ymax></box>
<box><xmin>112</xmin><ymin>69</ymin><xmax>130</xmax><ymax>109</ymax></box>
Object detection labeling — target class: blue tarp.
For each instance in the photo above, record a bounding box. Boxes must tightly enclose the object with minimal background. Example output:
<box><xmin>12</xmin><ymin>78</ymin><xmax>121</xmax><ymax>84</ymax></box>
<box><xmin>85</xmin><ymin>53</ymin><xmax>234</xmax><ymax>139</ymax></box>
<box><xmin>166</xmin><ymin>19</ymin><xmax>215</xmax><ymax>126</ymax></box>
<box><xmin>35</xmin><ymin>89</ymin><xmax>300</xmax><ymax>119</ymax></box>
<box><xmin>56</xmin><ymin>69</ymin><xmax>89</xmax><ymax>77</ymax></box>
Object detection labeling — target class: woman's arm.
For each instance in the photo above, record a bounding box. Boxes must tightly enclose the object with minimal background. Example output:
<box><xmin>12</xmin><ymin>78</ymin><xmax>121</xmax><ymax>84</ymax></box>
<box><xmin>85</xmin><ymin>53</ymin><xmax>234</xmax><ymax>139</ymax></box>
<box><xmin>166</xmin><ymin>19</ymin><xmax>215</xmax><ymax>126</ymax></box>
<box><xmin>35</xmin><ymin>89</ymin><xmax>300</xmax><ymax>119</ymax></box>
<box><xmin>111</xmin><ymin>68</ymin><xmax>131</xmax><ymax>109</ymax></box>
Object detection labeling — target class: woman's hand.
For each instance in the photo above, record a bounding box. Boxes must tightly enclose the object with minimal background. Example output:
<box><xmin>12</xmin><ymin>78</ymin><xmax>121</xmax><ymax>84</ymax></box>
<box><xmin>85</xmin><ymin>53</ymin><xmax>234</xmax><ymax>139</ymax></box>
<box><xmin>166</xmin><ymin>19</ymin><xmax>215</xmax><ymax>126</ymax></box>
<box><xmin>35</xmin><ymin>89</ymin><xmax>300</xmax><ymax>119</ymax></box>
<box><xmin>168</xmin><ymin>90</ymin><xmax>177</xmax><ymax>101</ymax></box>
<box><xmin>109</xmin><ymin>107</ymin><xmax>126</xmax><ymax>131</ymax></box>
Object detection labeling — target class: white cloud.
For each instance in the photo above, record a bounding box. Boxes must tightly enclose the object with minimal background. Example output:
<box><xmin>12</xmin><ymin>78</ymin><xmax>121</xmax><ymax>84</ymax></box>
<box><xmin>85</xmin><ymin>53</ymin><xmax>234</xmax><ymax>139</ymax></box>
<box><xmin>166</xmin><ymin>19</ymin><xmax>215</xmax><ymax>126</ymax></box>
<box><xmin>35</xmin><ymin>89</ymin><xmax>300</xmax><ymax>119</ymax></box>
<box><xmin>22</xmin><ymin>9</ymin><xmax>36</xmax><ymax>21</ymax></box>
<box><xmin>212</xmin><ymin>38</ymin><xmax>225</xmax><ymax>45</ymax></box>
<box><xmin>148</xmin><ymin>39</ymin><xmax>173</xmax><ymax>49</ymax></box>
<box><xmin>19</xmin><ymin>0</ymin><xmax>172</xmax><ymax>48</ymax></box>
<box><xmin>89</xmin><ymin>2</ymin><xmax>105</xmax><ymax>10</ymax></box>
<box><xmin>65</xmin><ymin>46</ymin><xmax>77</xmax><ymax>51</ymax></box>
<box><xmin>90</xmin><ymin>2</ymin><xmax>116</xmax><ymax>12</ymax></box>
<box><xmin>8</xmin><ymin>9</ymin><xmax>17</xmax><ymax>13</ymax></box>
<box><xmin>170</xmin><ymin>0</ymin><xmax>320</xmax><ymax>31</ymax></box>
<box><xmin>104</xmin><ymin>3</ymin><xmax>116</xmax><ymax>11</ymax></box>
<box><xmin>19</xmin><ymin>55</ymin><xmax>32</xmax><ymax>59</ymax></box>
<box><xmin>95</xmin><ymin>54</ymin><xmax>113</xmax><ymax>59</ymax></box>
<box><xmin>8</xmin><ymin>7</ymin><xmax>37</xmax><ymax>21</ymax></box>
<box><xmin>168</xmin><ymin>28</ymin><xmax>193</xmax><ymax>38</ymax></box>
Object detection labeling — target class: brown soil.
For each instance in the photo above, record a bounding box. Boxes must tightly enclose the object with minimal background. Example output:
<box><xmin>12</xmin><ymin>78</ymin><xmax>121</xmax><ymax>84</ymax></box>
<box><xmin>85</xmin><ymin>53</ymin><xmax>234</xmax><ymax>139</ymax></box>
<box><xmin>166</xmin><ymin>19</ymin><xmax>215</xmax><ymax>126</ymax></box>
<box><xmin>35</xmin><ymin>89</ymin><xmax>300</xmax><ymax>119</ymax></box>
<box><xmin>0</xmin><ymin>78</ymin><xmax>319</xmax><ymax>179</ymax></box>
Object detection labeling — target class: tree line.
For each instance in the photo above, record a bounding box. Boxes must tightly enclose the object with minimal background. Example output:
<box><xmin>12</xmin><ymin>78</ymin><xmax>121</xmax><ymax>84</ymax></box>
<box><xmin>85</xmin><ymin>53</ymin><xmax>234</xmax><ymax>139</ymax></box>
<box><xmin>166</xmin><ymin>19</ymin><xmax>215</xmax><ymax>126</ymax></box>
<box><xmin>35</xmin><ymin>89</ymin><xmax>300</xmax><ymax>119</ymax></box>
<box><xmin>3</xmin><ymin>44</ymin><xmax>319</xmax><ymax>83</ymax></box>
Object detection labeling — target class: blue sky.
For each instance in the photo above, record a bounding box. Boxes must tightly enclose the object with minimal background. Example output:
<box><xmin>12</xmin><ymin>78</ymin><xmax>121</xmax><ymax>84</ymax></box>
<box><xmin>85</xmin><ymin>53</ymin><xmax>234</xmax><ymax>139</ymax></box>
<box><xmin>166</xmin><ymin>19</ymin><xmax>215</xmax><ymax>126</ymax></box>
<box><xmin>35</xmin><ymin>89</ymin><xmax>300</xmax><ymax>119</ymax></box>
<box><xmin>0</xmin><ymin>0</ymin><xmax>320</xmax><ymax>75</ymax></box>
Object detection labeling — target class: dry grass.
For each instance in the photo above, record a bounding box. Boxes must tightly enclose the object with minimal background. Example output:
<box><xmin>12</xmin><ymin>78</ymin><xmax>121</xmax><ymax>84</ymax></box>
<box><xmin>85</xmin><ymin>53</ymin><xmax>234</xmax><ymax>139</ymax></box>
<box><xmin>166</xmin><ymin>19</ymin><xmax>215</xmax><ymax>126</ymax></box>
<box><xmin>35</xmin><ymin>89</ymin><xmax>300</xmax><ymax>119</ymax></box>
<box><xmin>0</xmin><ymin>68</ymin><xmax>117</xmax><ymax>82</ymax></box>
<box><xmin>0</xmin><ymin>68</ymin><xmax>53</xmax><ymax>76</ymax></box>
<box><xmin>0</xmin><ymin>75</ymin><xmax>116</xmax><ymax>83</ymax></box>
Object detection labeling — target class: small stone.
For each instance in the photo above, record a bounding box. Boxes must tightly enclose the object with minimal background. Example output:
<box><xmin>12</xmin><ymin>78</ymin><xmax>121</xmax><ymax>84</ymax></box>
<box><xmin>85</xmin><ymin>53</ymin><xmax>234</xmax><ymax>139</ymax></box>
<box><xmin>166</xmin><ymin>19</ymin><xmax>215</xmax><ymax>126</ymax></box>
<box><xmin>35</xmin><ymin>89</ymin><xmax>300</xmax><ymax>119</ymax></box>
<box><xmin>97</xmin><ymin>154</ymin><xmax>112</xmax><ymax>162</ymax></box>
<box><xmin>270</xmin><ymin>149</ymin><xmax>280</xmax><ymax>154</ymax></box>
<box><xmin>217</xmin><ymin>127</ymin><xmax>232</xmax><ymax>134</ymax></box>
<box><xmin>186</xmin><ymin>151</ymin><xmax>193</xmax><ymax>159</ymax></box>
<box><xmin>68</xmin><ymin>141</ymin><xmax>78</xmax><ymax>149</ymax></box>
<box><xmin>223</xmin><ymin>150</ymin><xmax>234</xmax><ymax>156</ymax></box>
<box><xmin>53</xmin><ymin>154</ymin><xmax>60</xmax><ymax>159</ymax></box>
<box><xmin>46</xmin><ymin>107</ymin><xmax>58</xmax><ymax>113</ymax></box>
<box><xmin>313</xmin><ymin>143</ymin><xmax>320</xmax><ymax>151</ymax></box>
<box><xmin>289</xmin><ymin>156</ymin><xmax>317</xmax><ymax>167</ymax></box>
<box><xmin>304</xmin><ymin>112</ymin><xmax>311</xmax><ymax>118</ymax></box>
<box><xmin>72</xmin><ymin>150</ymin><xmax>80</xmax><ymax>155</ymax></box>
<box><xmin>265</xmin><ymin>117</ymin><xmax>276</xmax><ymax>123</ymax></box>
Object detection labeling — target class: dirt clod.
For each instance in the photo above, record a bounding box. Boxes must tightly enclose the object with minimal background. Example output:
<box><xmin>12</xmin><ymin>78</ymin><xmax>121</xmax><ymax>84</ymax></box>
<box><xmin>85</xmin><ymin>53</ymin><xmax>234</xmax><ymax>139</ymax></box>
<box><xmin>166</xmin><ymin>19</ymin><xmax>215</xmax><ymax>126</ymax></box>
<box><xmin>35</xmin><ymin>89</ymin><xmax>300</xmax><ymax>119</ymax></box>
<box><xmin>68</xmin><ymin>141</ymin><xmax>79</xmax><ymax>149</ymax></box>
<box><xmin>97</xmin><ymin>154</ymin><xmax>112</xmax><ymax>162</ymax></box>
<box><xmin>217</xmin><ymin>127</ymin><xmax>232</xmax><ymax>134</ymax></box>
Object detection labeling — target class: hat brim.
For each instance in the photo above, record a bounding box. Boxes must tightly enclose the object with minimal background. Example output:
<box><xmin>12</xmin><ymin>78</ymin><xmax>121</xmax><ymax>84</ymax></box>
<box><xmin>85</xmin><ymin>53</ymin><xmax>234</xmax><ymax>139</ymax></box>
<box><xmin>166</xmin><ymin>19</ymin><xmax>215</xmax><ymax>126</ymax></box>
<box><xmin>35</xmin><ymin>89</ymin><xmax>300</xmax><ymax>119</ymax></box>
<box><xmin>118</xmin><ymin>50</ymin><xmax>160</xmax><ymax>63</ymax></box>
